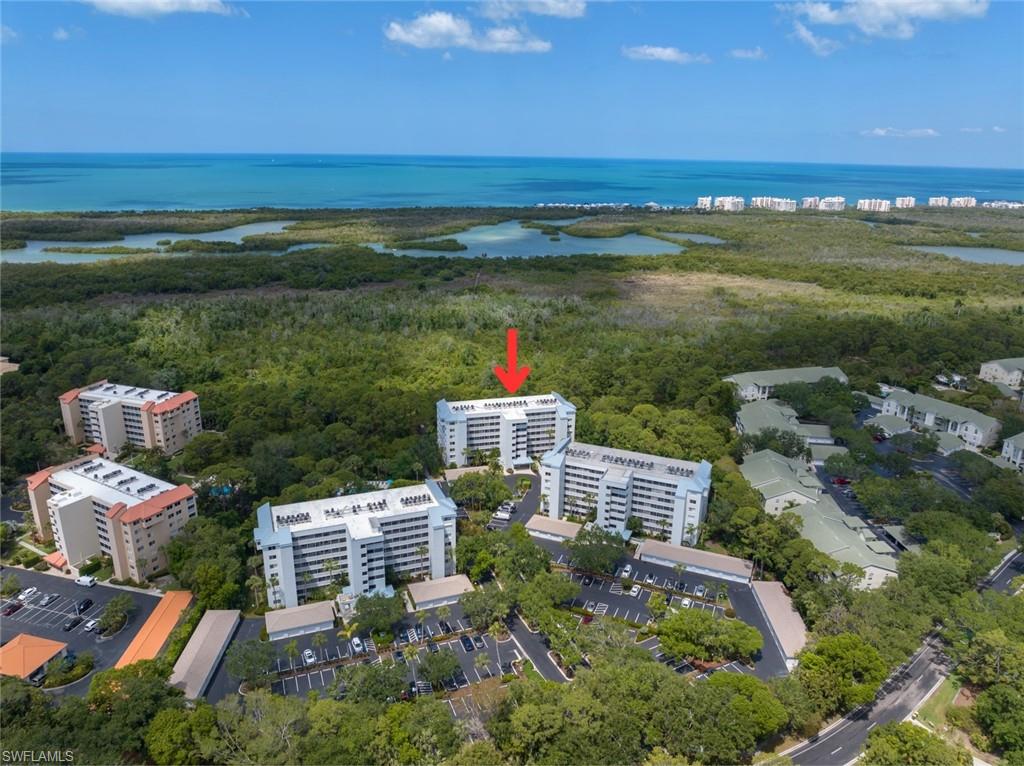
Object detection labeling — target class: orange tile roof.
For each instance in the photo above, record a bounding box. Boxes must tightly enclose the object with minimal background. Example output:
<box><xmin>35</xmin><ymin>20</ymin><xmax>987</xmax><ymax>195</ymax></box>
<box><xmin>26</xmin><ymin>468</ymin><xmax>54</xmax><ymax>492</ymax></box>
<box><xmin>115</xmin><ymin>591</ymin><xmax>192</xmax><ymax>669</ymax></box>
<box><xmin>58</xmin><ymin>388</ymin><xmax>81</xmax><ymax>405</ymax></box>
<box><xmin>43</xmin><ymin>551</ymin><xmax>67</xmax><ymax>569</ymax></box>
<box><xmin>85</xmin><ymin>443</ymin><xmax>106</xmax><ymax>455</ymax></box>
<box><xmin>0</xmin><ymin>634</ymin><xmax>67</xmax><ymax>679</ymax></box>
<box><xmin>106</xmin><ymin>485</ymin><xmax>194</xmax><ymax>523</ymax></box>
<box><xmin>142</xmin><ymin>391</ymin><xmax>198</xmax><ymax>415</ymax></box>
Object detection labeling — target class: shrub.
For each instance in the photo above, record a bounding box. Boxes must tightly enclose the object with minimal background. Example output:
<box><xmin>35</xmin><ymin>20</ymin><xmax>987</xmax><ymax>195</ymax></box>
<box><xmin>724</xmin><ymin>607</ymin><xmax>736</xmax><ymax>618</ymax></box>
<box><xmin>43</xmin><ymin>653</ymin><xmax>94</xmax><ymax>688</ymax></box>
<box><xmin>33</xmin><ymin>561</ymin><xmax>49</xmax><ymax>571</ymax></box>
<box><xmin>19</xmin><ymin>552</ymin><xmax>40</xmax><ymax>568</ymax></box>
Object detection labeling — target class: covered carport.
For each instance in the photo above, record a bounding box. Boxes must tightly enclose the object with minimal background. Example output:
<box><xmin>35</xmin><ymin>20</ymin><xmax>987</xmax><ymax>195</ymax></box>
<box><xmin>635</xmin><ymin>539</ymin><xmax>753</xmax><ymax>584</ymax></box>
<box><xmin>265</xmin><ymin>601</ymin><xmax>336</xmax><ymax>642</ymax></box>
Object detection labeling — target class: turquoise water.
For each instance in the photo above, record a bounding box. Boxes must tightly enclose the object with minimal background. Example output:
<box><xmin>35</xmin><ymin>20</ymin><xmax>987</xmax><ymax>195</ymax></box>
<box><xmin>2</xmin><ymin>221</ymin><xmax>295</xmax><ymax>263</ymax></box>
<box><xmin>365</xmin><ymin>220</ymin><xmax>682</xmax><ymax>259</ymax></box>
<box><xmin>909</xmin><ymin>245</ymin><xmax>1024</xmax><ymax>265</ymax></box>
<box><xmin>2</xmin><ymin>154</ymin><xmax>1022</xmax><ymax>211</ymax></box>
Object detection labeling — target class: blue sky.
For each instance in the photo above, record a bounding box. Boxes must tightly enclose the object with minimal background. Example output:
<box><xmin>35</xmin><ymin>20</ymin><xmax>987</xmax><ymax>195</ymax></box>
<box><xmin>1</xmin><ymin>0</ymin><xmax>1022</xmax><ymax>167</ymax></box>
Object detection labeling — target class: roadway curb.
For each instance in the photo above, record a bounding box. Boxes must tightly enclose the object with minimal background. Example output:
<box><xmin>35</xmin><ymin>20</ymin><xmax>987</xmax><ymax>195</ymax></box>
<box><xmin>907</xmin><ymin>674</ymin><xmax>950</xmax><ymax>722</ymax></box>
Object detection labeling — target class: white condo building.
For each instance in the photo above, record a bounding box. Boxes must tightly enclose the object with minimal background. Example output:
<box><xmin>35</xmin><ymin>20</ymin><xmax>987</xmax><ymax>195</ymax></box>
<box><xmin>895</xmin><ymin>197</ymin><xmax>916</xmax><ymax>208</ymax></box>
<box><xmin>818</xmin><ymin>197</ymin><xmax>846</xmax><ymax>211</ymax></box>
<box><xmin>437</xmin><ymin>393</ymin><xmax>576</xmax><ymax>470</ymax></box>
<box><xmin>540</xmin><ymin>440</ymin><xmax>712</xmax><ymax>546</ymax></box>
<box><xmin>714</xmin><ymin>196</ymin><xmax>745</xmax><ymax>212</ymax></box>
<box><xmin>856</xmin><ymin>199</ymin><xmax>892</xmax><ymax>212</ymax></box>
<box><xmin>696</xmin><ymin>196</ymin><xmax>712</xmax><ymax>210</ymax></box>
<box><xmin>751</xmin><ymin>197</ymin><xmax>797</xmax><ymax>212</ymax></box>
<box><xmin>801</xmin><ymin>197</ymin><xmax>820</xmax><ymax>209</ymax></box>
<box><xmin>951</xmin><ymin>197</ymin><xmax>977</xmax><ymax>208</ymax></box>
<box><xmin>928</xmin><ymin>197</ymin><xmax>950</xmax><ymax>207</ymax></box>
<box><xmin>254</xmin><ymin>481</ymin><xmax>457</xmax><ymax>608</ymax></box>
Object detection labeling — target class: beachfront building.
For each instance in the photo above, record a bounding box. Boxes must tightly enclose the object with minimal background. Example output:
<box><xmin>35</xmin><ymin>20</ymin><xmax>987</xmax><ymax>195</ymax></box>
<box><xmin>1001</xmin><ymin>432</ymin><xmax>1024</xmax><ymax>471</ymax></box>
<box><xmin>540</xmin><ymin>439</ymin><xmax>712</xmax><ymax>546</ymax></box>
<box><xmin>751</xmin><ymin>197</ymin><xmax>797</xmax><ymax>212</ymax></box>
<box><xmin>801</xmin><ymin>197</ymin><xmax>820</xmax><ymax>209</ymax></box>
<box><xmin>856</xmin><ymin>199</ymin><xmax>892</xmax><ymax>212</ymax></box>
<box><xmin>724</xmin><ymin>366</ymin><xmax>849</xmax><ymax>402</ymax></box>
<box><xmin>696</xmin><ymin>196</ymin><xmax>712</xmax><ymax>210</ymax></box>
<box><xmin>951</xmin><ymin>197</ymin><xmax>977</xmax><ymax>208</ymax></box>
<box><xmin>979</xmin><ymin>357</ymin><xmax>1024</xmax><ymax>390</ymax></box>
<box><xmin>254</xmin><ymin>481</ymin><xmax>457</xmax><ymax>608</ymax></box>
<box><xmin>59</xmin><ymin>381</ymin><xmax>202</xmax><ymax>457</ymax></box>
<box><xmin>437</xmin><ymin>393</ymin><xmax>576</xmax><ymax>470</ymax></box>
<box><xmin>740</xmin><ymin>449</ymin><xmax>823</xmax><ymax>514</ymax></box>
<box><xmin>880</xmin><ymin>388</ymin><xmax>1001</xmax><ymax>449</ymax></box>
<box><xmin>26</xmin><ymin>457</ymin><xmax>197</xmax><ymax>581</ymax></box>
<box><xmin>714</xmin><ymin>196</ymin><xmax>745</xmax><ymax>212</ymax></box>
<box><xmin>735</xmin><ymin>399</ymin><xmax>836</xmax><ymax>448</ymax></box>
<box><xmin>818</xmin><ymin>197</ymin><xmax>846</xmax><ymax>211</ymax></box>
<box><xmin>928</xmin><ymin>196</ymin><xmax>950</xmax><ymax>207</ymax></box>
<box><xmin>895</xmin><ymin>197</ymin><xmax>916</xmax><ymax>208</ymax></box>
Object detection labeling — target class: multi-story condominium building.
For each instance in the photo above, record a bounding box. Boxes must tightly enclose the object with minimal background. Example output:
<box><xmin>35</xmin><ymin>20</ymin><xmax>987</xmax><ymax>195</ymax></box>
<box><xmin>895</xmin><ymin>197</ymin><xmax>916</xmax><ymax>208</ymax></box>
<box><xmin>751</xmin><ymin>197</ymin><xmax>797</xmax><ymax>212</ymax></box>
<box><xmin>928</xmin><ymin>196</ymin><xmax>950</xmax><ymax>207</ymax></box>
<box><xmin>540</xmin><ymin>439</ymin><xmax>712</xmax><ymax>546</ymax></box>
<box><xmin>740</xmin><ymin>449</ymin><xmax>823</xmax><ymax>514</ymax></box>
<box><xmin>735</xmin><ymin>400</ymin><xmax>835</xmax><ymax>448</ymax></box>
<box><xmin>254</xmin><ymin>482</ymin><xmax>456</xmax><ymax>608</ymax></box>
<box><xmin>979</xmin><ymin>357</ymin><xmax>1024</xmax><ymax>390</ymax></box>
<box><xmin>436</xmin><ymin>393</ymin><xmax>576</xmax><ymax>470</ymax></box>
<box><xmin>26</xmin><ymin>457</ymin><xmax>196</xmax><ymax>581</ymax></box>
<box><xmin>801</xmin><ymin>197</ymin><xmax>820</xmax><ymax>209</ymax></box>
<box><xmin>59</xmin><ymin>381</ymin><xmax>202</xmax><ymax>457</ymax></box>
<box><xmin>696</xmin><ymin>196</ymin><xmax>712</xmax><ymax>210</ymax></box>
<box><xmin>818</xmin><ymin>197</ymin><xmax>846</xmax><ymax>211</ymax></box>
<box><xmin>881</xmin><ymin>388</ymin><xmax>1000</xmax><ymax>449</ymax></box>
<box><xmin>714</xmin><ymin>196</ymin><xmax>745</xmax><ymax>212</ymax></box>
<box><xmin>951</xmin><ymin>197</ymin><xmax>977</xmax><ymax>208</ymax></box>
<box><xmin>1001</xmin><ymin>432</ymin><xmax>1024</xmax><ymax>471</ymax></box>
<box><xmin>724</xmin><ymin>366</ymin><xmax>849</xmax><ymax>402</ymax></box>
<box><xmin>856</xmin><ymin>199</ymin><xmax>892</xmax><ymax>212</ymax></box>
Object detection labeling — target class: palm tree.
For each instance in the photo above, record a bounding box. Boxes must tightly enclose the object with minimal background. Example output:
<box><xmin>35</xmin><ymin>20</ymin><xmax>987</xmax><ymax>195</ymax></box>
<box><xmin>403</xmin><ymin>646</ymin><xmax>419</xmax><ymax>684</ymax></box>
<box><xmin>673</xmin><ymin>563</ymin><xmax>687</xmax><ymax>587</ymax></box>
<box><xmin>474</xmin><ymin>651</ymin><xmax>491</xmax><ymax>679</ymax></box>
<box><xmin>488</xmin><ymin>622</ymin><xmax>504</xmax><ymax>668</ymax></box>
<box><xmin>436</xmin><ymin>604</ymin><xmax>451</xmax><ymax>624</ymax></box>
<box><xmin>246</xmin><ymin>575</ymin><xmax>265</xmax><ymax>606</ymax></box>
<box><xmin>716</xmin><ymin>583</ymin><xmax>729</xmax><ymax>602</ymax></box>
<box><xmin>267</xmin><ymin>574</ymin><xmax>281</xmax><ymax>606</ymax></box>
<box><xmin>539</xmin><ymin>493</ymin><xmax>549</xmax><ymax>513</ymax></box>
<box><xmin>312</xmin><ymin>631</ymin><xmax>327</xmax><ymax>660</ymax></box>
<box><xmin>284</xmin><ymin>639</ymin><xmax>300</xmax><ymax>668</ymax></box>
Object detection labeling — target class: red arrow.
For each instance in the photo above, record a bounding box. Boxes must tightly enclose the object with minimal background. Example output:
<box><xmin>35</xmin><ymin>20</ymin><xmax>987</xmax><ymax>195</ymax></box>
<box><xmin>493</xmin><ymin>328</ymin><xmax>531</xmax><ymax>393</ymax></box>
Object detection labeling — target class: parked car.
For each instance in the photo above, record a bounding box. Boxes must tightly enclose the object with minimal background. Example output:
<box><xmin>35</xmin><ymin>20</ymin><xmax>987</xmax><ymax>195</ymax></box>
<box><xmin>585</xmin><ymin>601</ymin><xmax>596</xmax><ymax>613</ymax></box>
<box><xmin>500</xmin><ymin>661</ymin><xmax>515</xmax><ymax>675</ymax></box>
<box><xmin>664</xmin><ymin>579</ymin><xmax>676</xmax><ymax>591</ymax></box>
<box><xmin>582</xmin><ymin>575</ymin><xmax>593</xmax><ymax>587</ymax></box>
<box><xmin>643</xmin><ymin>573</ymin><xmax>656</xmax><ymax>585</ymax></box>
<box><xmin>473</xmin><ymin>635</ymin><xmax>485</xmax><ymax>649</ymax></box>
<box><xmin>681</xmin><ymin>597</ymin><xmax>693</xmax><ymax>608</ymax></box>
<box><xmin>351</xmin><ymin>636</ymin><xmax>364</xmax><ymax>654</ymax></box>
<box><xmin>694</xmin><ymin>585</ymin><xmax>706</xmax><ymax>598</ymax></box>
<box><xmin>492</xmin><ymin>511</ymin><xmax>511</xmax><ymax>521</ymax></box>
<box><xmin>442</xmin><ymin>677</ymin><xmax>458</xmax><ymax>692</ymax></box>
<box><xmin>39</xmin><ymin>593</ymin><xmax>59</xmax><ymax>607</ymax></box>
<box><xmin>303</xmin><ymin>649</ymin><xmax>316</xmax><ymax>666</ymax></box>
<box><xmin>76</xmin><ymin>598</ymin><xmax>93</xmax><ymax>615</ymax></box>
<box><xmin>460</xmin><ymin>635</ymin><xmax>474</xmax><ymax>652</ymax></box>
<box><xmin>621</xmin><ymin>564</ymin><xmax>633</xmax><ymax>579</ymax></box>
<box><xmin>17</xmin><ymin>587</ymin><xmax>39</xmax><ymax>602</ymax></box>
<box><xmin>831</xmin><ymin>477</ymin><xmax>851</xmax><ymax>485</ymax></box>
<box><xmin>629</xmin><ymin>584</ymin><xmax>642</xmax><ymax>597</ymax></box>
<box><xmin>414</xmin><ymin>624</ymin><xmax>424</xmax><ymax>641</ymax></box>
<box><xmin>427</xmin><ymin>641</ymin><xmax>439</xmax><ymax>654</ymax></box>
<box><xmin>394</xmin><ymin>651</ymin><xmax>406</xmax><ymax>665</ymax></box>
<box><xmin>439</xmin><ymin>621</ymin><xmax>453</xmax><ymax>634</ymax></box>
<box><xmin>83</xmin><ymin>619</ymin><xmax>99</xmax><ymax>633</ymax></box>
<box><xmin>2</xmin><ymin>602</ymin><xmax>23</xmax><ymax>617</ymax></box>
<box><xmin>74</xmin><ymin>575</ymin><xmax>97</xmax><ymax>587</ymax></box>
<box><xmin>63</xmin><ymin>616</ymin><xmax>83</xmax><ymax>632</ymax></box>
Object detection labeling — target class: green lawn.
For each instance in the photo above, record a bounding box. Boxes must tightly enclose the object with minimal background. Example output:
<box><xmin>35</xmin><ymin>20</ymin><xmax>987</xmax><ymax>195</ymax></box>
<box><xmin>519</xmin><ymin>660</ymin><xmax>544</xmax><ymax>682</ymax></box>
<box><xmin>917</xmin><ymin>674</ymin><xmax>962</xmax><ymax>730</ymax></box>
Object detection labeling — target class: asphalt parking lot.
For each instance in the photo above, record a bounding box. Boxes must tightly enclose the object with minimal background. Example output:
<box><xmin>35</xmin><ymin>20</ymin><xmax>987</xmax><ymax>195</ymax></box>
<box><xmin>566</xmin><ymin>571</ymin><xmax>726</xmax><ymax>624</ymax></box>
<box><xmin>0</xmin><ymin>568</ymin><xmax>159</xmax><ymax>693</ymax></box>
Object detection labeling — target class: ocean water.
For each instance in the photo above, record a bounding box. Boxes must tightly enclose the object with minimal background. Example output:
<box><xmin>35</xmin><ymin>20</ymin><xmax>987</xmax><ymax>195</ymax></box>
<box><xmin>2</xmin><ymin>153</ymin><xmax>1022</xmax><ymax>211</ymax></box>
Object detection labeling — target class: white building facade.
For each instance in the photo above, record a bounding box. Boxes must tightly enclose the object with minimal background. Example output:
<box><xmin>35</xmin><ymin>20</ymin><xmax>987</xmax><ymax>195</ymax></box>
<box><xmin>714</xmin><ymin>196</ymin><xmax>745</xmax><ymax>212</ymax></box>
<box><xmin>818</xmin><ymin>197</ymin><xmax>846</xmax><ymax>211</ymax></box>
<box><xmin>437</xmin><ymin>393</ymin><xmax>576</xmax><ymax>470</ymax></box>
<box><xmin>1001</xmin><ymin>432</ymin><xmax>1024</xmax><ymax>471</ymax></box>
<box><xmin>751</xmin><ymin>197</ymin><xmax>797</xmax><ymax>212</ymax></box>
<box><xmin>979</xmin><ymin>358</ymin><xmax>1024</xmax><ymax>389</ymax></box>
<box><xmin>895</xmin><ymin>196</ymin><xmax>916</xmax><ymax>208</ymax></box>
<box><xmin>928</xmin><ymin>196</ymin><xmax>950</xmax><ymax>207</ymax></box>
<box><xmin>696</xmin><ymin>196</ymin><xmax>712</xmax><ymax>210</ymax></box>
<box><xmin>856</xmin><ymin>199</ymin><xmax>892</xmax><ymax>212</ymax></box>
<box><xmin>254</xmin><ymin>482</ymin><xmax>457</xmax><ymax>608</ymax></box>
<box><xmin>880</xmin><ymin>389</ymin><xmax>1000</xmax><ymax>449</ymax></box>
<box><xmin>801</xmin><ymin>197</ymin><xmax>820</xmax><ymax>209</ymax></box>
<box><xmin>540</xmin><ymin>440</ymin><xmax>712</xmax><ymax>546</ymax></box>
<box><xmin>951</xmin><ymin>197</ymin><xmax>977</xmax><ymax>208</ymax></box>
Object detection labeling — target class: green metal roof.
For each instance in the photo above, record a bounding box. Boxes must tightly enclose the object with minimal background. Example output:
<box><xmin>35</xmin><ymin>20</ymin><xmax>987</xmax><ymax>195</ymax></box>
<box><xmin>789</xmin><ymin>497</ymin><xmax>899</xmax><ymax>573</ymax></box>
<box><xmin>885</xmin><ymin>389</ymin><xmax>999</xmax><ymax>431</ymax></box>
<box><xmin>725</xmin><ymin>366</ymin><xmax>848</xmax><ymax>390</ymax></box>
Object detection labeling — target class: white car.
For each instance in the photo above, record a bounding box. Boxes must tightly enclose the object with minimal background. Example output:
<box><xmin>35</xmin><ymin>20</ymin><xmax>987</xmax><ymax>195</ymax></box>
<box><xmin>17</xmin><ymin>587</ymin><xmax>38</xmax><ymax>602</ymax></box>
<box><xmin>351</xmin><ymin>636</ymin><xmax>364</xmax><ymax>654</ymax></box>
<box><xmin>303</xmin><ymin>649</ymin><xmax>316</xmax><ymax>666</ymax></box>
<box><xmin>74</xmin><ymin>575</ymin><xmax>97</xmax><ymax>588</ymax></box>
<box><xmin>83</xmin><ymin>619</ymin><xmax>99</xmax><ymax>632</ymax></box>
<box><xmin>643</xmin><ymin>573</ymin><xmax>656</xmax><ymax>585</ymax></box>
<box><xmin>621</xmin><ymin>564</ymin><xmax>633</xmax><ymax>579</ymax></box>
<box><xmin>629</xmin><ymin>584</ymin><xmax>642</xmax><ymax>597</ymax></box>
<box><xmin>681</xmin><ymin>597</ymin><xmax>693</xmax><ymax>608</ymax></box>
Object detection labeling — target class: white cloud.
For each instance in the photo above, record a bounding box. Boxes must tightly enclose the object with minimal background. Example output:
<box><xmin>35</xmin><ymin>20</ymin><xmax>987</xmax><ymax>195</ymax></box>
<box><xmin>959</xmin><ymin>127</ymin><xmax>983</xmax><ymax>133</ymax></box>
<box><xmin>385</xmin><ymin>11</ymin><xmax>551</xmax><ymax>54</ymax></box>
<box><xmin>784</xmin><ymin>0</ymin><xmax>988</xmax><ymax>40</ymax></box>
<box><xmin>86</xmin><ymin>0</ymin><xmax>239</xmax><ymax>18</ymax></box>
<box><xmin>481</xmin><ymin>0</ymin><xmax>586</xmax><ymax>20</ymax></box>
<box><xmin>861</xmin><ymin>127</ymin><xmax>940</xmax><ymax>138</ymax></box>
<box><xmin>1</xmin><ymin>25</ymin><xmax>18</xmax><ymax>44</ymax></box>
<box><xmin>53</xmin><ymin>27</ymin><xmax>71</xmax><ymax>41</ymax></box>
<box><xmin>730</xmin><ymin>46</ymin><xmax>766</xmax><ymax>60</ymax></box>
<box><xmin>791</xmin><ymin>20</ymin><xmax>841</xmax><ymax>55</ymax></box>
<box><xmin>621</xmin><ymin>45</ymin><xmax>711</xmax><ymax>64</ymax></box>
<box><xmin>993</xmin><ymin>126</ymin><xmax>1007</xmax><ymax>133</ymax></box>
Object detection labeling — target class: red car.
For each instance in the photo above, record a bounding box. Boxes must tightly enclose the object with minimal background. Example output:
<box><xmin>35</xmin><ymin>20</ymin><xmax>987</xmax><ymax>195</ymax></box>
<box><xmin>1</xmin><ymin>602</ymin><xmax>23</xmax><ymax>617</ymax></box>
<box><xmin>831</xmin><ymin>477</ymin><xmax>851</xmax><ymax>485</ymax></box>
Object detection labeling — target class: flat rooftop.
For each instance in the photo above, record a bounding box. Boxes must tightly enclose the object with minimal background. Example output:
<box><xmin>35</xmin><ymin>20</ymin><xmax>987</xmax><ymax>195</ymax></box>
<box><xmin>265</xmin><ymin>601</ymin><xmax>336</xmax><ymax>636</ymax></box>
<box><xmin>525</xmin><ymin>514</ymin><xmax>584</xmax><ymax>540</ymax></box>
<box><xmin>442</xmin><ymin>393</ymin><xmax>569</xmax><ymax>413</ymax></box>
<box><xmin>78</xmin><ymin>381</ymin><xmax>179</xmax><ymax>406</ymax></box>
<box><xmin>559</xmin><ymin>441</ymin><xmax>707</xmax><ymax>482</ymax></box>
<box><xmin>636</xmin><ymin>539</ymin><xmax>753</xmax><ymax>580</ymax></box>
<box><xmin>169</xmin><ymin>610</ymin><xmax>240</xmax><ymax>699</ymax></box>
<box><xmin>751</xmin><ymin>581</ymin><xmax>807</xmax><ymax>660</ymax></box>
<box><xmin>50</xmin><ymin>457</ymin><xmax>176</xmax><ymax>508</ymax></box>
<box><xmin>268</xmin><ymin>482</ymin><xmax>450</xmax><ymax>535</ymax></box>
<box><xmin>407</xmin><ymin>575</ymin><xmax>475</xmax><ymax>608</ymax></box>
